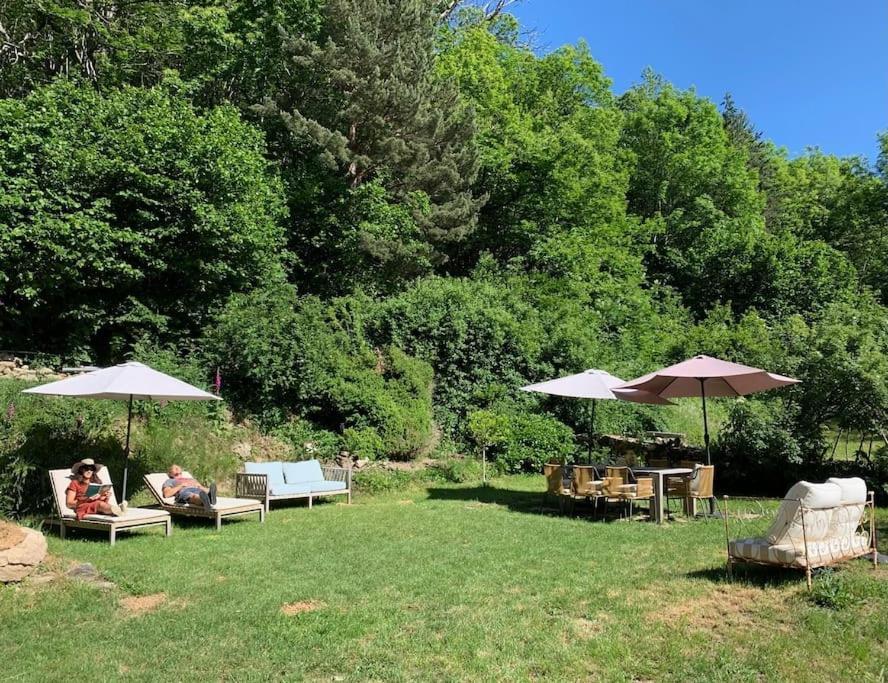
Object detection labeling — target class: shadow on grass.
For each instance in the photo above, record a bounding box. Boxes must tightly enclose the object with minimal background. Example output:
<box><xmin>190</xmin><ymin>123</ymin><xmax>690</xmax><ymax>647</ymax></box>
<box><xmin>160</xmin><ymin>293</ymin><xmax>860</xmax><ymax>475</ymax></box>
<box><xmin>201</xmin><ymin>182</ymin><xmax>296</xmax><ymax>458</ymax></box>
<box><xmin>423</xmin><ymin>485</ymin><xmax>644</xmax><ymax>524</ymax></box>
<box><xmin>687</xmin><ymin>564</ymin><xmax>806</xmax><ymax>588</ymax></box>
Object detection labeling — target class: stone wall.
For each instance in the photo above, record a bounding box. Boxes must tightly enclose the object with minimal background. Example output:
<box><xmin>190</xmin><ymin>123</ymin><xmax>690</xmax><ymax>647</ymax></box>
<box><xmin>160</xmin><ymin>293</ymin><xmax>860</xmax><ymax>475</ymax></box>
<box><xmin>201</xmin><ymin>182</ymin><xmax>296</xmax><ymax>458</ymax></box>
<box><xmin>0</xmin><ymin>358</ymin><xmax>67</xmax><ymax>383</ymax></box>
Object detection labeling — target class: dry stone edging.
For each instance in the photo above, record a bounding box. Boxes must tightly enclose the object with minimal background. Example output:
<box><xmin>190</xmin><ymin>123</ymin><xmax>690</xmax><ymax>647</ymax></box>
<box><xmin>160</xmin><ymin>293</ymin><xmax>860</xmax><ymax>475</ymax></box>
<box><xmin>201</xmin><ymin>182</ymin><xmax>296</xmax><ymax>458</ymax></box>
<box><xmin>0</xmin><ymin>527</ymin><xmax>48</xmax><ymax>583</ymax></box>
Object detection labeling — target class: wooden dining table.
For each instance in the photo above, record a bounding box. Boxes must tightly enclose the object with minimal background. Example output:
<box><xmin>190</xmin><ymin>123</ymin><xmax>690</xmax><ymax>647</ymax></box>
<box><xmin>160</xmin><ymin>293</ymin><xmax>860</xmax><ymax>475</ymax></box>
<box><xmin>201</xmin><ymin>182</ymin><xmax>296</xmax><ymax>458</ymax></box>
<box><xmin>631</xmin><ymin>467</ymin><xmax>694</xmax><ymax>523</ymax></box>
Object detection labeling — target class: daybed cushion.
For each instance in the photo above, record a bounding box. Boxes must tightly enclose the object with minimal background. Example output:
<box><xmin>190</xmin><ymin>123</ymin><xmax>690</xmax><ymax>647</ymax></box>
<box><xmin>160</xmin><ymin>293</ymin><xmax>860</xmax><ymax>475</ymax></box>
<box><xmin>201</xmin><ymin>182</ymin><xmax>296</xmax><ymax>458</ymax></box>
<box><xmin>730</xmin><ymin>534</ymin><xmax>871</xmax><ymax>568</ymax></box>
<box><xmin>826</xmin><ymin>477</ymin><xmax>867</xmax><ymax>537</ymax></box>
<box><xmin>51</xmin><ymin>466</ymin><xmax>121</xmax><ymax>512</ymax></box>
<box><xmin>310</xmin><ymin>480</ymin><xmax>347</xmax><ymax>493</ymax></box>
<box><xmin>283</xmin><ymin>460</ymin><xmax>324</xmax><ymax>485</ymax></box>
<box><xmin>766</xmin><ymin>481</ymin><xmax>842</xmax><ymax>545</ymax></box>
<box><xmin>145</xmin><ymin>471</ymin><xmax>198</xmax><ymax>505</ymax></box>
<box><xmin>269</xmin><ymin>482</ymin><xmax>313</xmax><ymax>497</ymax></box>
<box><xmin>826</xmin><ymin>477</ymin><xmax>867</xmax><ymax>504</ymax></box>
<box><xmin>245</xmin><ymin>462</ymin><xmax>285</xmax><ymax>486</ymax></box>
<box><xmin>63</xmin><ymin>507</ymin><xmax>170</xmax><ymax>522</ymax></box>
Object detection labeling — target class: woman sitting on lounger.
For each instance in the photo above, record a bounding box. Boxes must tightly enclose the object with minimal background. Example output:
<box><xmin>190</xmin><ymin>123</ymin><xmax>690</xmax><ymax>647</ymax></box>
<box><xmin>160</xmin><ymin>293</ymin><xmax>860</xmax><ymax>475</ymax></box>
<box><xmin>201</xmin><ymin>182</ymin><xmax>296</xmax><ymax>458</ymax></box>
<box><xmin>66</xmin><ymin>458</ymin><xmax>124</xmax><ymax>519</ymax></box>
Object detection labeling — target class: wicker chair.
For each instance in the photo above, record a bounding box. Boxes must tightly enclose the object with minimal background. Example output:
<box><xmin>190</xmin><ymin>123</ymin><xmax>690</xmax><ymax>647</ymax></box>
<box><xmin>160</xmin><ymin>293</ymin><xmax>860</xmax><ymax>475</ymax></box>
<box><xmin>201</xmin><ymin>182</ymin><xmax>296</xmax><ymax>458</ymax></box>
<box><xmin>605</xmin><ymin>466</ymin><xmax>634</xmax><ymax>485</ymax></box>
<box><xmin>599</xmin><ymin>475</ymin><xmax>629</xmax><ymax>519</ymax></box>
<box><xmin>620</xmin><ymin>476</ymin><xmax>655</xmax><ymax>520</ymax></box>
<box><xmin>570</xmin><ymin>465</ymin><xmax>604</xmax><ymax>516</ymax></box>
<box><xmin>666</xmin><ymin>459</ymin><xmax>703</xmax><ymax>498</ymax></box>
<box><xmin>669</xmin><ymin>465</ymin><xmax>715</xmax><ymax>516</ymax></box>
<box><xmin>541</xmin><ymin>463</ymin><xmax>570</xmax><ymax>513</ymax></box>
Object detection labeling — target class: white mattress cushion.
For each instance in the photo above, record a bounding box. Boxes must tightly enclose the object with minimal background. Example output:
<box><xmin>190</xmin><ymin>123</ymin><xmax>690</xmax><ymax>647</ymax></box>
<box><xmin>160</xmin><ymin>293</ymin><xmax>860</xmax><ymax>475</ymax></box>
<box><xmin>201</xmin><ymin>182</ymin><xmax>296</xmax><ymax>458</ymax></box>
<box><xmin>826</xmin><ymin>477</ymin><xmax>867</xmax><ymax>504</ymax></box>
<box><xmin>826</xmin><ymin>477</ymin><xmax>867</xmax><ymax>538</ymax></box>
<box><xmin>767</xmin><ymin>481</ymin><xmax>841</xmax><ymax>545</ymax></box>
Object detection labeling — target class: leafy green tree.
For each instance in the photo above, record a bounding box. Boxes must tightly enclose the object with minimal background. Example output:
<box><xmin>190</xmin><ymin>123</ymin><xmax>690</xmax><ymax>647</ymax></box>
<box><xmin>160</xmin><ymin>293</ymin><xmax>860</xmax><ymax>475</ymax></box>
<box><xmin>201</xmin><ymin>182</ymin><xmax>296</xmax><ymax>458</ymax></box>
<box><xmin>0</xmin><ymin>81</ymin><xmax>286</xmax><ymax>358</ymax></box>
<box><xmin>762</xmin><ymin>150</ymin><xmax>888</xmax><ymax>298</ymax></box>
<box><xmin>620</xmin><ymin>73</ymin><xmax>762</xmax><ymax>223</ymax></box>
<box><xmin>438</xmin><ymin>27</ymin><xmax>630</xmax><ymax>266</ymax></box>
<box><xmin>0</xmin><ymin>0</ymin><xmax>192</xmax><ymax>96</ymax></box>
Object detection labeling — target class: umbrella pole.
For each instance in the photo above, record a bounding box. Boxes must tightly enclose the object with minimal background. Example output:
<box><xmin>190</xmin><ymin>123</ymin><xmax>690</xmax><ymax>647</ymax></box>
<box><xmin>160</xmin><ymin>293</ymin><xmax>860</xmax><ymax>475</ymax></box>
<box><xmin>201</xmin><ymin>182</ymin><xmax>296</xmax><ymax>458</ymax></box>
<box><xmin>121</xmin><ymin>394</ymin><xmax>133</xmax><ymax>503</ymax></box>
<box><xmin>700</xmin><ymin>379</ymin><xmax>711</xmax><ymax>466</ymax></box>
<box><xmin>699</xmin><ymin>379</ymin><xmax>716</xmax><ymax>515</ymax></box>
<box><xmin>588</xmin><ymin>400</ymin><xmax>596</xmax><ymax>463</ymax></box>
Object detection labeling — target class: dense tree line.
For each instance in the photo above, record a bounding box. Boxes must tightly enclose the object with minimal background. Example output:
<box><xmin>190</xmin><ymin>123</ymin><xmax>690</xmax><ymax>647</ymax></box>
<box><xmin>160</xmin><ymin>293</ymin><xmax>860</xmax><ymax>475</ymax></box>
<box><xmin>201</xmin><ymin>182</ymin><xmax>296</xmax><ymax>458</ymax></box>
<box><xmin>1</xmin><ymin>0</ymin><xmax>887</xmax><ymax>491</ymax></box>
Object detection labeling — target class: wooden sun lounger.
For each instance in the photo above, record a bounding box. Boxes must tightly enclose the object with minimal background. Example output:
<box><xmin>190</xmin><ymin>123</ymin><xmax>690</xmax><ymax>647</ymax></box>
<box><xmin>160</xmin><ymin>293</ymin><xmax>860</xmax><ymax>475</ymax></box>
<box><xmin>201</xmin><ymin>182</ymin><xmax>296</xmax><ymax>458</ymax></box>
<box><xmin>49</xmin><ymin>468</ymin><xmax>171</xmax><ymax>545</ymax></box>
<box><xmin>143</xmin><ymin>473</ymin><xmax>265</xmax><ymax>530</ymax></box>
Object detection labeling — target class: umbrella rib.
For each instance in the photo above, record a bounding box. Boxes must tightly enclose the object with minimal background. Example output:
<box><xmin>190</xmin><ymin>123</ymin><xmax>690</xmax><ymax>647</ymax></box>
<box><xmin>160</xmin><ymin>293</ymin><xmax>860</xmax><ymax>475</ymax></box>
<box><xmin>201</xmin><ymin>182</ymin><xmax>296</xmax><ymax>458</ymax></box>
<box><xmin>659</xmin><ymin>375</ymin><xmax>681</xmax><ymax>398</ymax></box>
<box><xmin>721</xmin><ymin>376</ymin><xmax>742</xmax><ymax>397</ymax></box>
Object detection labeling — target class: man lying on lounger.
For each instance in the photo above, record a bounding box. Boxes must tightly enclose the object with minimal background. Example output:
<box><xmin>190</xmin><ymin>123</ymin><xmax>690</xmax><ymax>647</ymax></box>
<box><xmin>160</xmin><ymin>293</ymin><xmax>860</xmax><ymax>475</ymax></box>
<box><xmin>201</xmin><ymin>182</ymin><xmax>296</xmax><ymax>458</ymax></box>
<box><xmin>162</xmin><ymin>464</ymin><xmax>218</xmax><ymax>507</ymax></box>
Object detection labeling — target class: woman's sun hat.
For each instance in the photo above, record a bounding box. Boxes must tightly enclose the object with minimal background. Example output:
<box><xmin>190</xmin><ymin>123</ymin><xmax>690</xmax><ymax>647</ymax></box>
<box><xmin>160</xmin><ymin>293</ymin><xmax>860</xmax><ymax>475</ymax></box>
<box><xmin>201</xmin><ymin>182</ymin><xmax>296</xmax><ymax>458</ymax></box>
<box><xmin>70</xmin><ymin>458</ymin><xmax>97</xmax><ymax>475</ymax></box>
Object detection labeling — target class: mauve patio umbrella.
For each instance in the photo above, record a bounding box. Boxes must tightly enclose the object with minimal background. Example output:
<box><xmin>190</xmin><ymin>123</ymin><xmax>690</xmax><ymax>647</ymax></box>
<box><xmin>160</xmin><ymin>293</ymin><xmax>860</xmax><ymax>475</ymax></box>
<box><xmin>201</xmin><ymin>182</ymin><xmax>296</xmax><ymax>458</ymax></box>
<box><xmin>23</xmin><ymin>361</ymin><xmax>220</xmax><ymax>501</ymax></box>
<box><xmin>617</xmin><ymin>355</ymin><xmax>800</xmax><ymax>467</ymax></box>
<box><xmin>521</xmin><ymin>369</ymin><xmax>674</xmax><ymax>459</ymax></box>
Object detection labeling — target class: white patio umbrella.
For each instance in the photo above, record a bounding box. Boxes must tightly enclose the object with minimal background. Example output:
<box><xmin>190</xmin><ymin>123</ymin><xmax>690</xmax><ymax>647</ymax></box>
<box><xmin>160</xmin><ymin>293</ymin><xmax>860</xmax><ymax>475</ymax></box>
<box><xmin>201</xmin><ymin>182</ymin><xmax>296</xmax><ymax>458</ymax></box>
<box><xmin>521</xmin><ymin>369</ymin><xmax>674</xmax><ymax>459</ymax></box>
<box><xmin>23</xmin><ymin>361</ymin><xmax>220</xmax><ymax>501</ymax></box>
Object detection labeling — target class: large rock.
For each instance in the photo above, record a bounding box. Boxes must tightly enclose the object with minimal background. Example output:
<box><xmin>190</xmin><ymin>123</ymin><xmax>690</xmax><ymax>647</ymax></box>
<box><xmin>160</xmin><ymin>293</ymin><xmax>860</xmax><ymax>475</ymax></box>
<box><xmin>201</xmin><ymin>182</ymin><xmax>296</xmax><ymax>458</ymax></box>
<box><xmin>0</xmin><ymin>527</ymin><xmax>47</xmax><ymax>583</ymax></box>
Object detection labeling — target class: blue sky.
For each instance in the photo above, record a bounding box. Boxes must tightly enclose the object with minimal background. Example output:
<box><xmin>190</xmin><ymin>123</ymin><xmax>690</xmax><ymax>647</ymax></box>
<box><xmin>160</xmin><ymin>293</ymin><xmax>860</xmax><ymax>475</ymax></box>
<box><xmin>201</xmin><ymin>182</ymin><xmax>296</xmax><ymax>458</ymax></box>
<box><xmin>510</xmin><ymin>0</ymin><xmax>887</xmax><ymax>163</ymax></box>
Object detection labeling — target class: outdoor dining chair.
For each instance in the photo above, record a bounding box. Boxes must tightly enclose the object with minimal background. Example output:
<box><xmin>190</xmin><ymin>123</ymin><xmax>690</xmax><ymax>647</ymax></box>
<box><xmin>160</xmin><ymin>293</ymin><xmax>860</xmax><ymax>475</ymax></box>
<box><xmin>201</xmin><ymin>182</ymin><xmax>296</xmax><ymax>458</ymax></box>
<box><xmin>619</xmin><ymin>476</ymin><xmax>655</xmax><ymax>520</ymax></box>
<box><xmin>569</xmin><ymin>465</ymin><xmax>604</xmax><ymax>516</ymax></box>
<box><xmin>668</xmin><ymin>465</ymin><xmax>716</xmax><ymax>517</ymax></box>
<box><xmin>541</xmin><ymin>463</ymin><xmax>570</xmax><ymax>513</ymax></box>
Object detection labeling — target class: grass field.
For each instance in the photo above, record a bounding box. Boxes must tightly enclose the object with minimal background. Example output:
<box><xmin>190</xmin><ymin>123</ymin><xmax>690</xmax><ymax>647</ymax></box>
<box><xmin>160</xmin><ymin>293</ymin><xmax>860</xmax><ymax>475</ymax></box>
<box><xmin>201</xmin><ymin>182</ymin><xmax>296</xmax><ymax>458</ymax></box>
<box><xmin>2</xmin><ymin>476</ymin><xmax>887</xmax><ymax>682</ymax></box>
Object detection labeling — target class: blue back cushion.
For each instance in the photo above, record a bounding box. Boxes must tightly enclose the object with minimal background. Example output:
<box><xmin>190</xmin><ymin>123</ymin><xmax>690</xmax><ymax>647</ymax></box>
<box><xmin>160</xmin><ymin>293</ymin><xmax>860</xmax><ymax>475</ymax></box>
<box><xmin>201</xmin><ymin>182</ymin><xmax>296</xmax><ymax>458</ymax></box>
<box><xmin>244</xmin><ymin>462</ymin><xmax>285</xmax><ymax>486</ymax></box>
<box><xmin>283</xmin><ymin>459</ymin><xmax>324</xmax><ymax>484</ymax></box>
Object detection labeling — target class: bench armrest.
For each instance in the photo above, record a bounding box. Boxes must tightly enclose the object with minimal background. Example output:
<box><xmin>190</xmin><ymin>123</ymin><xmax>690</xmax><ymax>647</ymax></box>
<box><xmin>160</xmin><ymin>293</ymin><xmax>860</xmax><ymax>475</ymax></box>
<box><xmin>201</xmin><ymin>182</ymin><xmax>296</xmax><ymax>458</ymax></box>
<box><xmin>322</xmin><ymin>466</ymin><xmax>352</xmax><ymax>489</ymax></box>
<box><xmin>236</xmin><ymin>472</ymin><xmax>268</xmax><ymax>497</ymax></box>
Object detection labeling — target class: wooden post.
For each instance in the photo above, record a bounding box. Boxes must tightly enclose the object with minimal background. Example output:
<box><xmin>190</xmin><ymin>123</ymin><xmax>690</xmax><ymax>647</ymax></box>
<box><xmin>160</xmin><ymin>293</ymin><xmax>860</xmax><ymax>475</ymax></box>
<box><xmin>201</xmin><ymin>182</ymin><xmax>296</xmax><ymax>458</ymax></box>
<box><xmin>722</xmin><ymin>496</ymin><xmax>732</xmax><ymax>580</ymax></box>
<box><xmin>482</xmin><ymin>444</ymin><xmax>487</xmax><ymax>486</ymax></box>
<box><xmin>800</xmin><ymin>501</ymin><xmax>812</xmax><ymax>590</ymax></box>
<box><xmin>871</xmin><ymin>491</ymin><xmax>878</xmax><ymax>568</ymax></box>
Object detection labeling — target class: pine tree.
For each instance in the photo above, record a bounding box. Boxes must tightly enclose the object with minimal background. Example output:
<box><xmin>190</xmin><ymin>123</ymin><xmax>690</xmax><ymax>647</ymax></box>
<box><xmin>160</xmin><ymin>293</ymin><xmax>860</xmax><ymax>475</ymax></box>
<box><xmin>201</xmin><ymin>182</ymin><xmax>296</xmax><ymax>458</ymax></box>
<box><xmin>264</xmin><ymin>0</ymin><xmax>484</xmax><ymax>254</ymax></box>
<box><xmin>721</xmin><ymin>93</ymin><xmax>775</xmax><ymax>186</ymax></box>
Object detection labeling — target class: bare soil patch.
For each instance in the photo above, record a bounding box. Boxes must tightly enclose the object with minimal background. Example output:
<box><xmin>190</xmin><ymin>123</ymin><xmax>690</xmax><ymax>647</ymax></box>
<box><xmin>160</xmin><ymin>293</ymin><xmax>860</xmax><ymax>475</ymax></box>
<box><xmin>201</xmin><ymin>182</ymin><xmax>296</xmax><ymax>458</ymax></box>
<box><xmin>0</xmin><ymin>521</ymin><xmax>26</xmax><ymax>551</ymax></box>
<box><xmin>573</xmin><ymin>613</ymin><xmax>611</xmax><ymax>640</ymax></box>
<box><xmin>121</xmin><ymin>593</ymin><xmax>167</xmax><ymax>615</ymax></box>
<box><xmin>281</xmin><ymin>600</ymin><xmax>326</xmax><ymax>616</ymax></box>
<box><xmin>648</xmin><ymin>585</ymin><xmax>791</xmax><ymax>641</ymax></box>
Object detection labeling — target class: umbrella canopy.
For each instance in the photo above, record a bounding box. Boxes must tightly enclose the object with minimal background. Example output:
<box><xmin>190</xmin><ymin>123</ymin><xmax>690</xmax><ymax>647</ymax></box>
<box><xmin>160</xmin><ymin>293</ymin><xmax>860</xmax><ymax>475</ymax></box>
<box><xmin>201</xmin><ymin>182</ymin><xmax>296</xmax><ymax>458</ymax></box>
<box><xmin>23</xmin><ymin>361</ymin><xmax>219</xmax><ymax>401</ymax></box>
<box><xmin>618</xmin><ymin>355</ymin><xmax>800</xmax><ymax>469</ymax></box>
<box><xmin>23</xmin><ymin>361</ymin><xmax>220</xmax><ymax>500</ymax></box>
<box><xmin>617</xmin><ymin>355</ymin><xmax>799</xmax><ymax>399</ymax></box>
<box><xmin>521</xmin><ymin>369</ymin><xmax>674</xmax><ymax>460</ymax></box>
<box><xmin>521</xmin><ymin>368</ymin><xmax>674</xmax><ymax>405</ymax></box>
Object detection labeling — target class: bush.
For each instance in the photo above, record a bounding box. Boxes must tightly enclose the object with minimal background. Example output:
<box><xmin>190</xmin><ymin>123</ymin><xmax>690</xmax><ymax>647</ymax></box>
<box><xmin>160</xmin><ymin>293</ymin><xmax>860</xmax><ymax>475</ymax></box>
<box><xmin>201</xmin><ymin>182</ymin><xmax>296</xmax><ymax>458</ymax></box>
<box><xmin>468</xmin><ymin>409</ymin><xmax>576</xmax><ymax>473</ymax></box>
<box><xmin>715</xmin><ymin>399</ymin><xmax>802</xmax><ymax>496</ymax></box>
<box><xmin>430</xmin><ymin>457</ymin><xmax>484</xmax><ymax>483</ymax></box>
<box><xmin>351</xmin><ymin>466</ymin><xmax>423</xmax><ymax>494</ymax></box>
<box><xmin>271</xmin><ymin>419</ymin><xmax>341</xmax><ymax>461</ymax></box>
<box><xmin>206</xmin><ymin>286</ymin><xmax>436</xmax><ymax>459</ymax></box>
<box><xmin>809</xmin><ymin>569</ymin><xmax>856</xmax><ymax>610</ymax></box>
<box><xmin>342</xmin><ymin>427</ymin><xmax>386</xmax><ymax>460</ymax></box>
<box><xmin>372</xmin><ymin>277</ymin><xmax>546</xmax><ymax>436</ymax></box>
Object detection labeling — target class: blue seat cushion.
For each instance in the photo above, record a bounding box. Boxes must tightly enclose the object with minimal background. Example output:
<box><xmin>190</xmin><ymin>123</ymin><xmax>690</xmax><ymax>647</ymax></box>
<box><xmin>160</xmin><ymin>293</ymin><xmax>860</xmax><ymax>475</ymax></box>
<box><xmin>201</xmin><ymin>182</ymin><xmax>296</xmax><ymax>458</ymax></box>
<box><xmin>245</xmin><ymin>462</ymin><xmax>285</xmax><ymax>487</ymax></box>
<box><xmin>269</xmin><ymin>482</ymin><xmax>313</xmax><ymax>497</ymax></box>
<box><xmin>283</xmin><ymin>459</ymin><xmax>324</xmax><ymax>485</ymax></box>
<box><xmin>310</xmin><ymin>480</ymin><xmax>347</xmax><ymax>493</ymax></box>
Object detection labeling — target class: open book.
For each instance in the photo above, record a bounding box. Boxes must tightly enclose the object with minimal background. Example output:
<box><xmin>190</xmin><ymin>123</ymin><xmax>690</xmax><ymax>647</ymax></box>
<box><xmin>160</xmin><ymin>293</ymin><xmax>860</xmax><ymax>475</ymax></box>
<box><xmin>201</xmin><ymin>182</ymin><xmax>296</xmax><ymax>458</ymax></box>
<box><xmin>85</xmin><ymin>483</ymin><xmax>114</xmax><ymax>497</ymax></box>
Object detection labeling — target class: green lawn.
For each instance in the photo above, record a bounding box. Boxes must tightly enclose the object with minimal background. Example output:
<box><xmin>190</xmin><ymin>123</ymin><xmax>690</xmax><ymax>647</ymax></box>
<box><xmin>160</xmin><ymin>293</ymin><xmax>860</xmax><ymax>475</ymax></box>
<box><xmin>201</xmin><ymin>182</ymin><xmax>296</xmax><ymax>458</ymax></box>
<box><xmin>2</xmin><ymin>476</ymin><xmax>887</xmax><ymax>682</ymax></box>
